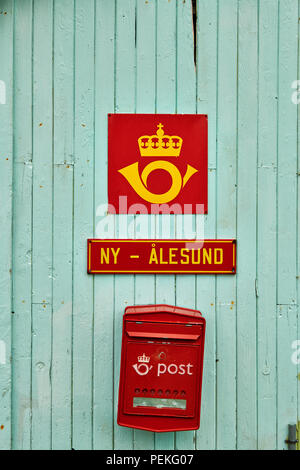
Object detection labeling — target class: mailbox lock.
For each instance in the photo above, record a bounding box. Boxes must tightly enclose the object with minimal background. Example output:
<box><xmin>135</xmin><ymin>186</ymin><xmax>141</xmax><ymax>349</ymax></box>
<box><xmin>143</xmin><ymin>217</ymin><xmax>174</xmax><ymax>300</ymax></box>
<box><xmin>159</xmin><ymin>351</ymin><xmax>166</xmax><ymax>360</ymax></box>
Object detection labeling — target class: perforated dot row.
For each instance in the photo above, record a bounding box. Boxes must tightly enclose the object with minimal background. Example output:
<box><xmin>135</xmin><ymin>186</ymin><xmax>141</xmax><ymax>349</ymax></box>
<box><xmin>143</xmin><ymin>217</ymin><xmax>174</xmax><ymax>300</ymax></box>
<box><xmin>134</xmin><ymin>388</ymin><xmax>186</xmax><ymax>397</ymax></box>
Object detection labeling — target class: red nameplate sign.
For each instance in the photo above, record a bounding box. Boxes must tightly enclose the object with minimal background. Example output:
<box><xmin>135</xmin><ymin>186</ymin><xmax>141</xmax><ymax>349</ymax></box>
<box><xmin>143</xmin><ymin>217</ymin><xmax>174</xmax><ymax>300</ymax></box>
<box><xmin>87</xmin><ymin>240</ymin><xmax>236</xmax><ymax>274</ymax></box>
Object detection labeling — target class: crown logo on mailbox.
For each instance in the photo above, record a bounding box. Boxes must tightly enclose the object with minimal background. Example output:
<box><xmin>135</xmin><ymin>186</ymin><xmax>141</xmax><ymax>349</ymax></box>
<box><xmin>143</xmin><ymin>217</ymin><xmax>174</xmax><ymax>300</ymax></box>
<box><xmin>138</xmin><ymin>123</ymin><xmax>183</xmax><ymax>157</ymax></box>
<box><xmin>137</xmin><ymin>353</ymin><xmax>150</xmax><ymax>363</ymax></box>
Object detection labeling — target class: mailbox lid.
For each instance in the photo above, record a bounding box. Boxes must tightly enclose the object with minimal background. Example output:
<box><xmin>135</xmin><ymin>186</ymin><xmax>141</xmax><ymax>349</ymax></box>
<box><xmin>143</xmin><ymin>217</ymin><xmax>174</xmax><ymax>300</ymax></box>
<box><xmin>124</xmin><ymin>304</ymin><xmax>205</xmax><ymax>323</ymax></box>
<box><xmin>124</xmin><ymin>304</ymin><xmax>205</xmax><ymax>328</ymax></box>
<box><xmin>125</xmin><ymin>321</ymin><xmax>203</xmax><ymax>341</ymax></box>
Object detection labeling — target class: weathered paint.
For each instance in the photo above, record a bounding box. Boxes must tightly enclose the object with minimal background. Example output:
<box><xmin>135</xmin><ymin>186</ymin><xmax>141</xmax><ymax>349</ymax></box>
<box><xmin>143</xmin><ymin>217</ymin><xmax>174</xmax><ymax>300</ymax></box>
<box><xmin>0</xmin><ymin>0</ymin><xmax>298</xmax><ymax>450</ymax></box>
<box><xmin>0</xmin><ymin>0</ymin><xmax>13</xmax><ymax>451</ymax></box>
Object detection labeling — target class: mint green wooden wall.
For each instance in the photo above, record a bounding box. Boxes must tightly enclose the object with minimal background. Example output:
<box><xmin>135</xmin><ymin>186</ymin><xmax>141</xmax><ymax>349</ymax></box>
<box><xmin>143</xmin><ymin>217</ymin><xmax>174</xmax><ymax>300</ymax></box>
<box><xmin>0</xmin><ymin>0</ymin><xmax>299</xmax><ymax>450</ymax></box>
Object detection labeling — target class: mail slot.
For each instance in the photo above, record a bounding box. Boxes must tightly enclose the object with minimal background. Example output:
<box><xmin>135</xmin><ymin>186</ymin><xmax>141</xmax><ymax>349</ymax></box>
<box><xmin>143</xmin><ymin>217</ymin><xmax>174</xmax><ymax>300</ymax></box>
<box><xmin>117</xmin><ymin>304</ymin><xmax>206</xmax><ymax>433</ymax></box>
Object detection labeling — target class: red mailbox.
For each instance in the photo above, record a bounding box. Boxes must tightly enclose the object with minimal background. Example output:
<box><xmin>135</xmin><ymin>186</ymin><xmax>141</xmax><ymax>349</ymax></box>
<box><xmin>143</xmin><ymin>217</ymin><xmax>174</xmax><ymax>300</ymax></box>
<box><xmin>117</xmin><ymin>304</ymin><xmax>206</xmax><ymax>433</ymax></box>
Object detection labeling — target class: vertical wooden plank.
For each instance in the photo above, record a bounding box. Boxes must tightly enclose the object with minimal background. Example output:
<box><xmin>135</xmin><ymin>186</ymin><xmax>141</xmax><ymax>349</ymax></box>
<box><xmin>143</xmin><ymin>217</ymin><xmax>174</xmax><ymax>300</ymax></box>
<box><xmin>52</xmin><ymin>167</ymin><xmax>73</xmax><ymax>450</ymax></box>
<box><xmin>31</xmin><ymin>304</ymin><xmax>52</xmax><ymax>449</ymax></box>
<box><xmin>155</xmin><ymin>0</ymin><xmax>176</xmax><ymax>451</ymax></box>
<box><xmin>216</xmin><ymin>0</ymin><xmax>238</xmax><ymax>450</ymax></box>
<box><xmin>0</xmin><ymin>0</ymin><xmax>13</xmax><ymax>450</ymax></box>
<box><xmin>136</xmin><ymin>0</ymin><xmax>156</xmax><ymax>113</ymax></box>
<box><xmin>277</xmin><ymin>0</ymin><xmax>298</xmax><ymax>449</ymax></box>
<box><xmin>113</xmin><ymin>0</ymin><xmax>135</xmax><ymax>450</ymax></box>
<box><xmin>175</xmin><ymin>0</ymin><xmax>196</xmax><ymax>451</ymax></box>
<box><xmin>12</xmin><ymin>164</ymin><xmax>33</xmax><ymax>450</ymax></box>
<box><xmin>257</xmin><ymin>0</ymin><xmax>278</xmax><ymax>450</ymax></box>
<box><xmin>73</xmin><ymin>0</ymin><xmax>95</xmax><ymax>450</ymax></box>
<box><xmin>277</xmin><ymin>1</ymin><xmax>298</xmax><ymax>307</ymax></box>
<box><xmin>195</xmin><ymin>0</ymin><xmax>218</xmax><ymax>451</ymax></box>
<box><xmin>297</xmin><ymin>0</ymin><xmax>300</xmax><ymax>444</ymax></box>
<box><xmin>236</xmin><ymin>0</ymin><xmax>258</xmax><ymax>450</ymax></box>
<box><xmin>31</xmin><ymin>0</ymin><xmax>53</xmax><ymax>450</ymax></box>
<box><xmin>51</xmin><ymin>0</ymin><xmax>74</xmax><ymax>450</ymax></box>
<box><xmin>53</xmin><ymin>0</ymin><xmax>74</xmax><ymax>167</ymax></box>
<box><xmin>12</xmin><ymin>0</ymin><xmax>33</xmax><ymax>450</ymax></box>
<box><xmin>133</xmin><ymin>0</ymin><xmax>156</xmax><ymax>451</ymax></box>
<box><xmin>93</xmin><ymin>0</ymin><xmax>115</xmax><ymax>451</ymax></box>
<box><xmin>156</xmin><ymin>0</ymin><xmax>176</xmax><ymax>112</ymax></box>
<box><xmin>176</xmin><ymin>0</ymin><xmax>196</xmax><ymax>113</ymax></box>
<box><xmin>277</xmin><ymin>304</ymin><xmax>298</xmax><ymax>449</ymax></box>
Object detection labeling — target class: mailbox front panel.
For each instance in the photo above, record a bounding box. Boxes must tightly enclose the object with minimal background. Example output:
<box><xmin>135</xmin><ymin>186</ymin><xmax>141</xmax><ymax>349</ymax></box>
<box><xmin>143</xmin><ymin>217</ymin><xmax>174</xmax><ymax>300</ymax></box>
<box><xmin>123</xmin><ymin>342</ymin><xmax>201</xmax><ymax>418</ymax></box>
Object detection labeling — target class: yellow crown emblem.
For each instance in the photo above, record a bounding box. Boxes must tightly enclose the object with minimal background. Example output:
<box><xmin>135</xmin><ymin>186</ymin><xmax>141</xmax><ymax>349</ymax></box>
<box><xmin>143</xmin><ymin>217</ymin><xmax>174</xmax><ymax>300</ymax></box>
<box><xmin>138</xmin><ymin>123</ymin><xmax>183</xmax><ymax>157</ymax></box>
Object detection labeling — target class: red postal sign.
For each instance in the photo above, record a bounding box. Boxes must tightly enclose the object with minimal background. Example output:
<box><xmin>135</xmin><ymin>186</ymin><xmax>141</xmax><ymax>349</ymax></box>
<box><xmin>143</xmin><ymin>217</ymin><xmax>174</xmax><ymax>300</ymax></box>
<box><xmin>108</xmin><ymin>114</ymin><xmax>208</xmax><ymax>214</ymax></box>
<box><xmin>87</xmin><ymin>240</ymin><xmax>236</xmax><ymax>275</ymax></box>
